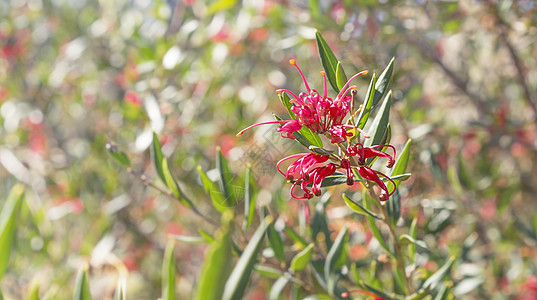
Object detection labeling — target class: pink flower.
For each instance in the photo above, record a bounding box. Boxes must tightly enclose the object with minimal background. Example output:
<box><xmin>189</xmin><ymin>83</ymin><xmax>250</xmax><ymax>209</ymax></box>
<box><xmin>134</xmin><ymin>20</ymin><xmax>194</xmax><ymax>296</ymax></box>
<box><xmin>237</xmin><ymin>59</ymin><xmax>367</xmax><ymax>143</ymax></box>
<box><xmin>343</xmin><ymin>143</ymin><xmax>397</xmax><ymax>201</ymax></box>
<box><xmin>277</xmin><ymin>153</ymin><xmax>335</xmax><ymax>199</ymax></box>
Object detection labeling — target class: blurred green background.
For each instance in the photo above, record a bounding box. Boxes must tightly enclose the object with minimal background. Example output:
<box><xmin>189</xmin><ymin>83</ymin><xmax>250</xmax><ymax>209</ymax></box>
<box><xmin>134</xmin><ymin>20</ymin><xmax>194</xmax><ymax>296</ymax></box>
<box><xmin>1</xmin><ymin>0</ymin><xmax>536</xmax><ymax>299</ymax></box>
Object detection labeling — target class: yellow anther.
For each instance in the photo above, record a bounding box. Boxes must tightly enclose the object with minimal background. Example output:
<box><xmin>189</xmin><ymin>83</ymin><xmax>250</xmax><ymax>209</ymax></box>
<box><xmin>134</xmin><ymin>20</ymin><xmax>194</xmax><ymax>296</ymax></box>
<box><xmin>276</xmin><ymin>89</ymin><xmax>283</xmax><ymax>94</ymax></box>
<box><xmin>320</xmin><ymin>71</ymin><xmax>326</xmax><ymax>76</ymax></box>
<box><xmin>363</xmin><ymin>70</ymin><xmax>369</xmax><ymax>75</ymax></box>
<box><xmin>350</xmin><ymin>86</ymin><xmax>358</xmax><ymax>90</ymax></box>
<box><xmin>289</xmin><ymin>59</ymin><xmax>296</xmax><ymax>65</ymax></box>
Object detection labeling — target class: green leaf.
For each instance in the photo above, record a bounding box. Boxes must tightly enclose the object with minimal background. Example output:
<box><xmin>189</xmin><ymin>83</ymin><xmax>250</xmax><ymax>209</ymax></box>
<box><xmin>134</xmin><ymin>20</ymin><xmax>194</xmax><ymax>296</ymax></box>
<box><xmin>278</xmin><ymin>92</ymin><xmax>296</xmax><ymax>119</ymax></box>
<box><xmin>388</xmin><ymin>139</ymin><xmax>412</xmax><ymax>192</ymax></box>
<box><xmin>324</xmin><ymin>225</ymin><xmax>348</xmax><ymax>295</ymax></box>
<box><xmin>405</xmin><ymin>286</ymin><xmax>430</xmax><ymax>300</ymax></box>
<box><xmin>0</xmin><ymin>184</ymin><xmax>24</xmax><ymax>280</ymax></box>
<box><xmin>194</xmin><ymin>212</ymin><xmax>234</xmax><ymax>300</ymax></box>
<box><xmin>254</xmin><ymin>265</ymin><xmax>283</xmax><ymax>279</ymax></box>
<box><xmin>269</xmin><ymin>273</ymin><xmax>292</xmax><ymax>300</ymax></box>
<box><xmin>308</xmin><ymin>146</ymin><xmax>334</xmax><ymax>156</ymax></box>
<box><xmin>197</xmin><ymin>166</ymin><xmax>229</xmax><ymax>212</ymax></box>
<box><xmin>315</xmin><ymin>30</ymin><xmax>341</xmax><ymax>93</ymax></box>
<box><xmin>198</xmin><ymin>228</ymin><xmax>215</xmax><ymax>243</ymax></box>
<box><xmin>216</xmin><ymin>147</ymin><xmax>234</xmax><ymax>203</ymax></box>
<box><xmin>372</xmin><ymin>57</ymin><xmax>395</xmax><ymax>109</ymax></box>
<box><xmin>342</xmin><ymin>194</ymin><xmax>382</xmax><ymax>219</ymax></box>
<box><xmin>26</xmin><ymin>282</ymin><xmax>40</xmax><ymax>300</ymax></box>
<box><xmin>290</xmin><ymin>243</ymin><xmax>314</xmax><ymax>272</ymax></box>
<box><xmin>363</xmin><ymin>283</ymin><xmax>401</xmax><ymax>300</ymax></box>
<box><xmin>73</xmin><ymin>263</ymin><xmax>91</xmax><ymax>300</ymax></box>
<box><xmin>321</xmin><ymin>173</ymin><xmax>411</xmax><ymax>188</ymax></box>
<box><xmin>299</xmin><ymin>126</ymin><xmax>323</xmax><ymax>148</ymax></box>
<box><xmin>162</xmin><ymin>158</ymin><xmax>181</xmax><ymax>198</ymax></box>
<box><xmin>161</xmin><ymin>240</ymin><xmax>176</xmax><ymax>300</ymax></box>
<box><xmin>243</xmin><ymin>165</ymin><xmax>256</xmax><ymax>230</ymax></box>
<box><xmin>335</xmin><ymin>61</ymin><xmax>348</xmax><ymax>91</ymax></box>
<box><xmin>362</xmin><ymin>190</ymin><xmax>392</xmax><ymax>256</ymax></box>
<box><xmin>268</xmin><ymin>223</ymin><xmax>286</xmax><ymax>263</ymax></box>
<box><xmin>222</xmin><ymin>217</ymin><xmax>272</xmax><ymax>300</ymax></box>
<box><xmin>386</xmin><ymin>189</ymin><xmax>400</xmax><ymax>227</ymax></box>
<box><xmin>399</xmin><ymin>234</ymin><xmax>428</xmax><ymax>251</ymax></box>
<box><xmin>320</xmin><ymin>173</ymin><xmax>348</xmax><ymax>187</ymax></box>
<box><xmin>421</xmin><ymin>257</ymin><xmax>455</xmax><ymax>291</ymax></box>
<box><xmin>162</xmin><ymin>158</ymin><xmax>198</xmax><ymax>212</ymax></box>
<box><xmin>356</xmin><ymin>74</ymin><xmax>377</xmax><ymax>130</ymax></box>
<box><xmin>364</xmin><ymin>91</ymin><xmax>392</xmax><ymax>150</ymax></box>
<box><xmin>105</xmin><ymin>143</ymin><xmax>130</xmax><ymax>167</ymax></box>
<box><xmin>284</xmin><ymin>226</ymin><xmax>308</xmax><ymax>249</ymax></box>
<box><xmin>273</xmin><ymin>114</ymin><xmax>322</xmax><ymax>149</ymax></box>
<box><xmin>151</xmin><ymin>132</ymin><xmax>166</xmax><ymax>184</ymax></box>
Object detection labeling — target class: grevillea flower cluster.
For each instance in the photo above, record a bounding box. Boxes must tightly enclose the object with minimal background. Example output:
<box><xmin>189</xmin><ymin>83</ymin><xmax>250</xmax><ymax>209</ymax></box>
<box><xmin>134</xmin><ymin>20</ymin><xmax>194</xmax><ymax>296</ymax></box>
<box><xmin>238</xmin><ymin>59</ymin><xmax>397</xmax><ymax>201</ymax></box>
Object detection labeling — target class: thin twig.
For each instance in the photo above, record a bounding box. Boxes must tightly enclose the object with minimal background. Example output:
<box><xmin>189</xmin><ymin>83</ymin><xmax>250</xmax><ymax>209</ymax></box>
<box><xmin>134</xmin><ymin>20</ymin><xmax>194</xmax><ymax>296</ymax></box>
<box><xmin>128</xmin><ymin>168</ymin><xmax>219</xmax><ymax>226</ymax></box>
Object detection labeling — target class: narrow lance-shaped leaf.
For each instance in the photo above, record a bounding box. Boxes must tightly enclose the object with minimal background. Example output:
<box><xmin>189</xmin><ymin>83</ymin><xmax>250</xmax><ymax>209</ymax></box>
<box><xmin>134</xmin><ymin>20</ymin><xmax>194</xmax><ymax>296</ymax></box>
<box><xmin>372</xmin><ymin>57</ymin><xmax>395</xmax><ymax>109</ymax></box>
<box><xmin>324</xmin><ymin>225</ymin><xmax>348</xmax><ymax>295</ymax></box>
<box><xmin>315</xmin><ymin>30</ymin><xmax>341</xmax><ymax>93</ymax></box>
<box><xmin>161</xmin><ymin>240</ymin><xmax>176</xmax><ymax>300</ymax></box>
<box><xmin>268</xmin><ymin>223</ymin><xmax>286</xmax><ymax>263</ymax></box>
<box><xmin>216</xmin><ymin>147</ymin><xmax>233</xmax><ymax>204</ymax></box>
<box><xmin>290</xmin><ymin>243</ymin><xmax>314</xmax><ymax>272</ymax></box>
<box><xmin>197</xmin><ymin>166</ymin><xmax>229</xmax><ymax>213</ymax></box>
<box><xmin>0</xmin><ymin>184</ymin><xmax>24</xmax><ymax>280</ymax></box>
<box><xmin>421</xmin><ymin>257</ymin><xmax>455</xmax><ymax>290</ymax></box>
<box><xmin>106</xmin><ymin>143</ymin><xmax>131</xmax><ymax>167</ymax></box>
<box><xmin>399</xmin><ymin>234</ymin><xmax>428</xmax><ymax>251</ymax></box>
<box><xmin>269</xmin><ymin>273</ymin><xmax>292</xmax><ymax>300</ymax></box>
<box><xmin>278</xmin><ymin>92</ymin><xmax>296</xmax><ymax>119</ymax></box>
<box><xmin>243</xmin><ymin>165</ymin><xmax>256</xmax><ymax>230</ymax></box>
<box><xmin>335</xmin><ymin>61</ymin><xmax>348</xmax><ymax>91</ymax></box>
<box><xmin>254</xmin><ymin>265</ymin><xmax>284</xmax><ymax>279</ymax></box>
<box><xmin>73</xmin><ymin>263</ymin><xmax>92</xmax><ymax>300</ymax></box>
<box><xmin>284</xmin><ymin>226</ymin><xmax>308</xmax><ymax>249</ymax></box>
<box><xmin>388</xmin><ymin>139</ymin><xmax>412</xmax><ymax>192</ymax></box>
<box><xmin>362</xmin><ymin>190</ymin><xmax>392</xmax><ymax>256</ymax></box>
<box><xmin>151</xmin><ymin>132</ymin><xmax>166</xmax><ymax>183</ymax></box>
<box><xmin>273</xmin><ymin>114</ymin><xmax>322</xmax><ymax>149</ymax></box>
<box><xmin>222</xmin><ymin>216</ymin><xmax>272</xmax><ymax>300</ymax></box>
<box><xmin>299</xmin><ymin>126</ymin><xmax>323</xmax><ymax>148</ymax></box>
<box><xmin>364</xmin><ymin>91</ymin><xmax>392</xmax><ymax>149</ymax></box>
<box><xmin>194</xmin><ymin>212</ymin><xmax>234</xmax><ymax>300</ymax></box>
<box><xmin>342</xmin><ymin>194</ymin><xmax>382</xmax><ymax>220</ymax></box>
<box><xmin>162</xmin><ymin>158</ymin><xmax>198</xmax><ymax>211</ymax></box>
<box><xmin>356</xmin><ymin>74</ymin><xmax>377</xmax><ymax>130</ymax></box>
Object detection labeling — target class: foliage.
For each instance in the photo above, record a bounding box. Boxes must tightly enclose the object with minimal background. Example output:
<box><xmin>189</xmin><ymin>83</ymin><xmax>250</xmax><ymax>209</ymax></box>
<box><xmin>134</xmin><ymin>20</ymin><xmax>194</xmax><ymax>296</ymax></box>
<box><xmin>1</xmin><ymin>1</ymin><xmax>536</xmax><ymax>299</ymax></box>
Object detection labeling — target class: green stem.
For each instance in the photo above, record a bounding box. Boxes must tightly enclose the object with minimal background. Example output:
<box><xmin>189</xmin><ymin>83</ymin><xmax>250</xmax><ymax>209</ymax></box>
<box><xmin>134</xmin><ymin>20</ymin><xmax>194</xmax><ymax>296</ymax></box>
<box><xmin>378</xmin><ymin>199</ymin><xmax>414</xmax><ymax>295</ymax></box>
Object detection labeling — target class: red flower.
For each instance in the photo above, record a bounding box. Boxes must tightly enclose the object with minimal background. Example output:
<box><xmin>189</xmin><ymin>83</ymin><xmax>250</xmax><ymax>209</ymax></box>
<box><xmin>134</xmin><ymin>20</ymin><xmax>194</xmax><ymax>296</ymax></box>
<box><xmin>277</xmin><ymin>153</ymin><xmax>336</xmax><ymax>199</ymax></box>
<box><xmin>343</xmin><ymin>143</ymin><xmax>397</xmax><ymax>201</ymax></box>
<box><xmin>237</xmin><ymin>59</ymin><xmax>367</xmax><ymax>142</ymax></box>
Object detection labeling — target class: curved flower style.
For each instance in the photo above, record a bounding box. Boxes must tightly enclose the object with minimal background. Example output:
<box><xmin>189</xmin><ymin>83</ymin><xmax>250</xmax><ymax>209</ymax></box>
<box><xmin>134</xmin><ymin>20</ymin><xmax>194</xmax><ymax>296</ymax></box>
<box><xmin>237</xmin><ymin>59</ymin><xmax>368</xmax><ymax>142</ymax></box>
